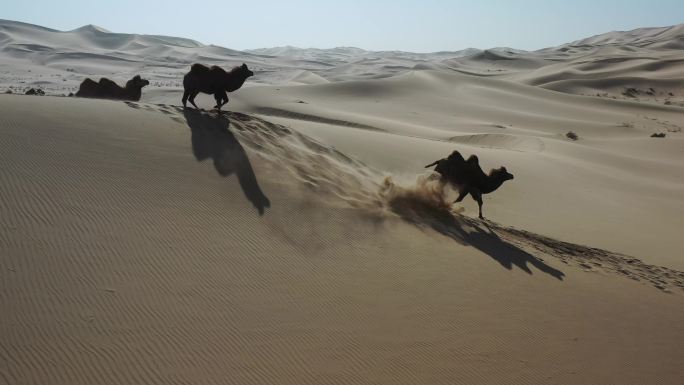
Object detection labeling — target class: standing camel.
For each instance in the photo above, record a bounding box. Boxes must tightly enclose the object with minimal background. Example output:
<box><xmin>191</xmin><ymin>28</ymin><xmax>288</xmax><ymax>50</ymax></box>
<box><xmin>182</xmin><ymin>63</ymin><xmax>253</xmax><ymax>112</ymax></box>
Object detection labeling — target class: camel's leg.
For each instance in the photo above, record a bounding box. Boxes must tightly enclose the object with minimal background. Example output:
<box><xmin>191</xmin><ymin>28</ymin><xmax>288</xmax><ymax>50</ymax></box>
<box><xmin>214</xmin><ymin>93</ymin><xmax>229</xmax><ymax>111</ymax></box>
<box><xmin>469</xmin><ymin>188</ymin><xmax>484</xmax><ymax>219</ymax></box>
<box><xmin>454</xmin><ymin>186</ymin><xmax>469</xmax><ymax>203</ymax></box>
<box><xmin>182</xmin><ymin>89</ymin><xmax>190</xmax><ymax>108</ymax></box>
<box><xmin>213</xmin><ymin>93</ymin><xmax>223</xmax><ymax>110</ymax></box>
<box><xmin>188</xmin><ymin>91</ymin><xmax>200</xmax><ymax>109</ymax></box>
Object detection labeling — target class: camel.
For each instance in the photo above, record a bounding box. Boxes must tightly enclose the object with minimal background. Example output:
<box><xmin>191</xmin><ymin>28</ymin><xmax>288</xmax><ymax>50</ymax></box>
<box><xmin>75</xmin><ymin>75</ymin><xmax>149</xmax><ymax>101</ymax></box>
<box><xmin>425</xmin><ymin>150</ymin><xmax>514</xmax><ymax>219</ymax></box>
<box><xmin>182</xmin><ymin>63</ymin><xmax>254</xmax><ymax>112</ymax></box>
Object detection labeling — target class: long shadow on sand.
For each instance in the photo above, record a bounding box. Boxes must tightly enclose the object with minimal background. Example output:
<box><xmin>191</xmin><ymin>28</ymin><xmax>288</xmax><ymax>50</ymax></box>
<box><xmin>183</xmin><ymin>109</ymin><xmax>271</xmax><ymax>215</ymax></box>
<box><xmin>390</xmin><ymin>199</ymin><xmax>564</xmax><ymax>280</ymax></box>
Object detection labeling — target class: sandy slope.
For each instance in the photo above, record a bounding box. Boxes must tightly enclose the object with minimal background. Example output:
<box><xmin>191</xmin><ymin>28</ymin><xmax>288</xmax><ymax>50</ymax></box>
<box><xmin>202</xmin><ymin>70</ymin><xmax>684</xmax><ymax>270</ymax></box>
<box><xmin>1</xmin><ymin>95</ymin><xmax>684</xmax><ymax>385</ymax></box>
<box><xmin>2</xmin><ymin>19</ymin><xmax>684</xmax><ymax>385</ymax></box>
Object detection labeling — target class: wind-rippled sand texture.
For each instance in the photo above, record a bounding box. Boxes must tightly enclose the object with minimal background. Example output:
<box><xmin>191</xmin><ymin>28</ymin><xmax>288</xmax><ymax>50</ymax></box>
<box><xmin>2</xmin><ymin>96</ymin><xmax>684</xmax><ymax>385</ymax></box>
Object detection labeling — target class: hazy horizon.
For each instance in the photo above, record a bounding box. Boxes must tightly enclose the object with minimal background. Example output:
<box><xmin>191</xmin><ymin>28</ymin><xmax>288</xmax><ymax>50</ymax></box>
<box><xmin>3</xmin><ymin>1</ymin><xmax>684</xmax><ymax>53</ymax></box>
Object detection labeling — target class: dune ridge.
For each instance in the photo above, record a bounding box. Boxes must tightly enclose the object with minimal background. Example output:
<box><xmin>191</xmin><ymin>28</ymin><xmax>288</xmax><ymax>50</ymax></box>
<box><xmin>3</xmin><ymin>18</ymin><xmax>683</xmax><ymax>99</ymax></box>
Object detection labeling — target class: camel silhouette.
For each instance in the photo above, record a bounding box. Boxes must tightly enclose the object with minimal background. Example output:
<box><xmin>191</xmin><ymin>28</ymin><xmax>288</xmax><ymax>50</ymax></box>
<box><xmin>182</xmin><ymin>63</ymin><xmax>253</xmax><ymax>112</ymax></box>
<box><xmin>425</xmin><ymin>150</ymin><xmax>514</xmax><ymax>219</ymax></box>
<box><xmin>75</xmin><ymin>75</ymin><xmax>149</xmax><ymax>101</ymax></box>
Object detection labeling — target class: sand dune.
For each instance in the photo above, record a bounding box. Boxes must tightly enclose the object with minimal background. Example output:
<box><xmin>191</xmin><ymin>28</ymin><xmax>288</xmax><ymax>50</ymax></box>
<box><xmin>564</xmin><ymin>24</ymin><xmax>684</xmax><ymax>49</ymax></box>
<box><xmin>222</xmin><ymin>69</ymin><xmax>684</xmax><ymax>269</ymax></box>
<box><xmin>0</xmin><ymin>19</ymin><xmax>477</xmax><ymax>90</ymax></box>
<box><xmin>2</xmin><ymin>95</ymin><xmax>684</xmax><ymax>385</ymax></box>
<box><xmin>2</xmin><ymin>18</ymin><xmax>682</xmax><ymax>99</ymax></box>
<box><xmin>2</xmin><ymin>19</ymin><xmax>684</xmax><ymax>385</ymax></box>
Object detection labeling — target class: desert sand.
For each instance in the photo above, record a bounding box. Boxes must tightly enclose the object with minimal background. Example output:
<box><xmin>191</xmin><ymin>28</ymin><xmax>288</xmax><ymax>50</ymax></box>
<box><xmin>1</xmin><ymin>19</ymin><xmax>684</xmax><ymax>385</ymax></box>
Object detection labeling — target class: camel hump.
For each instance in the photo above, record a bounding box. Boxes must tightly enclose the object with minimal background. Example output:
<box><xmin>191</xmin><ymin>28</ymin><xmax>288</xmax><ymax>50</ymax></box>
<box><xmin>80</xmin><ymin>78</ymin><xmax>97</xmax><ymax>87</ymax></box>
<box><xmin>190</xmin><ymin>63</ymin><xmax>210</xmax><ymax>74</ymax></box>
<box><xmin>75</xmin><ymin>78</ymin><xmax>97</xmax><ymax>96</ymax></box>
<box><xmin>98</xmin><ymin>78</ymin><xmax>117</xmax><ymax>87</ymax></box>
<box><xmin>466</xmin><ymin>154</ymin><xmax>480</xmax><ymax>166</ymax></box>
<box><xmin>209</xmin><ymin>65</ymin><xmax>227</xmax><ymax>75</ymax></box>
<box><xmin>447</xmin><ymin>150</ymin><xmax>466</xmax><ymax>164</ymax></box>
<box><xmin>465</xmin><ymin>154</ymin><xmax>489</xmax><ymax>180</ymax></box>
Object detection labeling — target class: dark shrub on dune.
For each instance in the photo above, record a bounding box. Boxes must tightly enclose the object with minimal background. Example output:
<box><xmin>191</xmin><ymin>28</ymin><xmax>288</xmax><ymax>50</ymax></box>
<box><xmin>25</xmin><ymin>88</ymin><xmax>45</xmax><ymax>95</ymax></box>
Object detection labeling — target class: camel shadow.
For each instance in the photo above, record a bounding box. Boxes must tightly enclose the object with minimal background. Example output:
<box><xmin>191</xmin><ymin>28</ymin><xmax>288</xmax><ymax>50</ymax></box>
<box><xmin>390</xmin><ymin>200</ymin><xmax>564</xmax><ymax>280</ymax></box>
<box><xmin>183</xmin><ymin>109</ymin><xmax>271</xmax><ymax>215</ymax></box>
<box><xmin>459</xmin><ymin>219</ymin><xmax>565</xmax><ymax>279</ymax></box>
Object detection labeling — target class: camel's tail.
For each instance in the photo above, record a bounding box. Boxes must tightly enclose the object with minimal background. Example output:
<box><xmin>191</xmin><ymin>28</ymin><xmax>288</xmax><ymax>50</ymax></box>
<box><xmin>424</xmin><ymin>159</ymin><xmax>440</xmax><ymax>168</ymax></box>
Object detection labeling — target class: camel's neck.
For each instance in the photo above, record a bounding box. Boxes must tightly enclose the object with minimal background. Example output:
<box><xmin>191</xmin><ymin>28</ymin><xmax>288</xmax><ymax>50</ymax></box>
<box><xmin>126</xmin><ymin>87</ymin><xmax>142</xmax><ymax>101</ymax></box>
<box><xmin>481</xmin><ymin>174</ymin><xmax>506</xmax><ymax>194</ymax></box>
<box><xmin>226</xmin><ymin>75</ymin><xmax>248</xmax><ymax>92</ymax></box>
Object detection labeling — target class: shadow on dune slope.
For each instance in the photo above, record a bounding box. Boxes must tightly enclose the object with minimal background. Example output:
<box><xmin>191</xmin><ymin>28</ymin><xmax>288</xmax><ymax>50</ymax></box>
<box><xmin>381</xmin><ymin>176</ymin><xmax>684</xmax><ymax>291</ymax></box>
<box><xmin>381</xmin><ymin>176</ymin><xmax>565</xmax><ymax>280</ymax></box>
<box><xmin>130</xmin><ymin>102</ymin><xmax>681</xmax><ymax>291</ymax></box>
<box><xmin>183</xmin><ymin>109</ymin><xmax>271</xmax><ymax>215</ymax></box>
<box><xmin>466</xmin><ymin>219</ymin><xmax>565</xmax><ymax>279</ymax></box>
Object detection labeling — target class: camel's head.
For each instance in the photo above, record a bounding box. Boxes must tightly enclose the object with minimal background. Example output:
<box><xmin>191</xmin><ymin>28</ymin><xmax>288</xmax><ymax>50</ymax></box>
<box><xmin>240</xmin><ymin>63</ymin><xmax>254</xmax><ymax>78</ymax></box>
<box><xmin>498</xmin><ymin>166</ymin><xmax>514</xmax><ymax>181</ymax></box>
<box><xmin>127</xmin><ymin>75</ymin><xmax>150</xmax><ymax>89</ymax></box>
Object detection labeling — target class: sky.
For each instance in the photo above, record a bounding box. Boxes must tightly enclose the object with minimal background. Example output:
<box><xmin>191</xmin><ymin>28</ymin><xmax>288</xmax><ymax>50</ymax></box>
<box><xmin>3</xmin><ymin>0</ymin><xmax>683</xmax><ymax>52</ymax></box>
